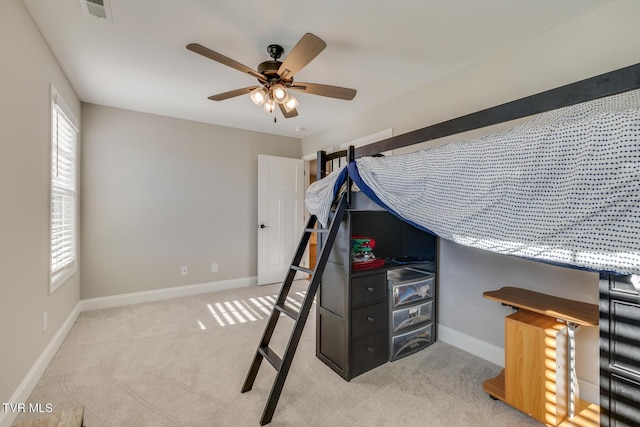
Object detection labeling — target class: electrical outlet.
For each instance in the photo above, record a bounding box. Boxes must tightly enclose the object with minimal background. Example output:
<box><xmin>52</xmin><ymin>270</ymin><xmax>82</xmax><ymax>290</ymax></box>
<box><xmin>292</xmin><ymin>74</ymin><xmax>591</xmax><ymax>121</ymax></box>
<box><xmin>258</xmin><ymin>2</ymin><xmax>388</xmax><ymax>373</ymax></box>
<box><xmin>211</xmin><ymin>263</ymin><xmax>218</xmax><ymax>273</ymax></box>
<box><xmin>42</xmin><ymin>312</ymin><xmax>48</xmax><ymax>332</ymax></box>
<box><xmin>181</xmin><ymin>266</ymin><xmax>188</xmax><ymax>276</ymax></box>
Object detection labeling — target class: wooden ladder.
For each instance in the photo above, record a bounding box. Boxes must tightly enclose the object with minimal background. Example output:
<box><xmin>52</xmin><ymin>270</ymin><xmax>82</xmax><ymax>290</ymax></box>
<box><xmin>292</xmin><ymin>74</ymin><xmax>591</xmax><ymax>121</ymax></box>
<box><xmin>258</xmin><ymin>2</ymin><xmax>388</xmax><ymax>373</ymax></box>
<box><xmin>241</xmin><ymin>193</ymin><xmax>347</xmax><ymax>425</ymax></box>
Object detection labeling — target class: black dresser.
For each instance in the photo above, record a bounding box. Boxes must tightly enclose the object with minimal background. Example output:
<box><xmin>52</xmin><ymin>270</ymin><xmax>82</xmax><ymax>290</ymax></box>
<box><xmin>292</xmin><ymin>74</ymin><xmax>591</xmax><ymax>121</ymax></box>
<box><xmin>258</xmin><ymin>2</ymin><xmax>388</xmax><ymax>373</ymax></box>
<box><xmin>316</xmin><ymin>206</ymin><xmax>438</xmax><ymax>381</ymax></box>
<box><xmin>600</xmin><ymin>273</ymin><xmax>640</xmax><ymax>426</ymax></box>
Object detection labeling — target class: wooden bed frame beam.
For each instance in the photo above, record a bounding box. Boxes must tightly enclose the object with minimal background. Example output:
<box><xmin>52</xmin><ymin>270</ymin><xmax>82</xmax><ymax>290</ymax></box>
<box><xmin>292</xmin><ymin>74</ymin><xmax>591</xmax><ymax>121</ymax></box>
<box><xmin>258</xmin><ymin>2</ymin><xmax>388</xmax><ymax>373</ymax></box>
<box><xmin>354</xmin><ymin>63</ymin><xmax>640</xmax><ymax>159</ymax></box>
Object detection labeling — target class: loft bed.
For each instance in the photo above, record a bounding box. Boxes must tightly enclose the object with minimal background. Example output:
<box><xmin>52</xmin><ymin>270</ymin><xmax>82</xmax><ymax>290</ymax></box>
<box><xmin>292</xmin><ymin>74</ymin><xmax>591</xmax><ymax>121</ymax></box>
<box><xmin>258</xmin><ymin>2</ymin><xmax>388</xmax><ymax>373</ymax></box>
<box><xmin>307</xmin><ymin>63</ymin><xmax>640</xmax><ymax>276</ymax></box>
<box><xmin>306</xmin><ymin>63</ymin><xmax>640</xmax><ymax>426</ymax></box>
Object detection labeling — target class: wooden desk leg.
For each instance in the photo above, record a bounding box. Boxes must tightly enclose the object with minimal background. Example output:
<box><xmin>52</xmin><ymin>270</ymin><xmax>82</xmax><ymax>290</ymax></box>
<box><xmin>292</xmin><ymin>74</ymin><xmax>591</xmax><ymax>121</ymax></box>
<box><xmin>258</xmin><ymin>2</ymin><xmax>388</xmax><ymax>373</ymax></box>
<box><xmin>566</xmin><ymin>323</ymin><xmax>580</xmax><ymax>419</ymax></box>
<box><xmin>504</xmin><ymin>310</ymin><xmax>569</xmax><ymax>426</ymax></box>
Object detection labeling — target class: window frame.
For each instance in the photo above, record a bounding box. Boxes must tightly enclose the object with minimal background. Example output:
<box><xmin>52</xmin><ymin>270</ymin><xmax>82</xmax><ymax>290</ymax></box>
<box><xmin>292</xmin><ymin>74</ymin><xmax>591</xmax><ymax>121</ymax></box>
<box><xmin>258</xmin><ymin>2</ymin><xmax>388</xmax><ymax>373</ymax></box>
<box><xmin>50</xmin><ymin>85</ymin><xmax>79</xmax><ymax>293</ymax></box>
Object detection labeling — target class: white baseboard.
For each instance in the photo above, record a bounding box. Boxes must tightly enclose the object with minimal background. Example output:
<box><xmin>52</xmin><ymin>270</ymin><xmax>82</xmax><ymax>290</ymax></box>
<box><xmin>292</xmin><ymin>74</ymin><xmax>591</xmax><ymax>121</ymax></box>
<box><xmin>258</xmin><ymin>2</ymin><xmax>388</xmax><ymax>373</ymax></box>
<box><xmin>577</xmin><ymin>379</ymin><xmax>600</xmax><ymax>406</ymax></box>
<box><xmin>437</xmin><ymin>323</ymin><xmax>505</xmax><ymax>367</ymax></box>
<box><xmin>437</xmin><ymin>323</ymin><xmax>600</xmax><ymax>405</ymax></box>
<box><xmin>79</xmin><ymin>276</ymin><xmax>257</xmax><ymax>311</ymax></box>
<box><xmin>0</xmin><ymin>303</ymin><xmax>81</xmax><ymax>427</ymax></box>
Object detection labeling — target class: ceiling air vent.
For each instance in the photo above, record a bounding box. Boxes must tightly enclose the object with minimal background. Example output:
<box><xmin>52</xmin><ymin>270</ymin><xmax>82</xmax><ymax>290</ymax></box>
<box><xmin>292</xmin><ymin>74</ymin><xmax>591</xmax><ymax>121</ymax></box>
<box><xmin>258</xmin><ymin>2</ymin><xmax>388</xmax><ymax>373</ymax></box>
<box><xmin>80</xmin><ymin>0</ymin><xmax>113</xmax><ymax>21</ymax></box>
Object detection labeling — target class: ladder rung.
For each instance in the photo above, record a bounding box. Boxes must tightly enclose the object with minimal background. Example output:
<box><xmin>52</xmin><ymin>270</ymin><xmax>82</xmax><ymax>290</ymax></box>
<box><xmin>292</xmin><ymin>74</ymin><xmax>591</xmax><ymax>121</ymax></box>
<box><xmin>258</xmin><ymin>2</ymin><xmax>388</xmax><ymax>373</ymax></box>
<box><xmin>304</xmin><ymin>228</ymin><xmax>329</xmax><ymax>233</ymax></box>
<box><xmin>258</xmin><ymin>346</ymin><xmax>282</xmax><ymax>371</ymax></box>
<box><xmin>275</xmin><ymin>304</ymin><xmax>299</xmax><ymax>321</ymax></box>
<box><xmin>291</xmin><ymin>265</ymin><xmax>313</xmax><ymax>275</ymax></box>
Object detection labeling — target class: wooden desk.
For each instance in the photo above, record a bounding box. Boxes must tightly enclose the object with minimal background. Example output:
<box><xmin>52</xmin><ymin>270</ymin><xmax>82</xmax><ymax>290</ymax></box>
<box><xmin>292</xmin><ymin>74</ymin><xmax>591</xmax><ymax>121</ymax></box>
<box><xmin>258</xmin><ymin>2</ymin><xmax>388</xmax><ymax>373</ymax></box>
<box><xmin>483</xmin><ymin>287</ymin><xmax>599</xmax><ymax>427</ymax></box>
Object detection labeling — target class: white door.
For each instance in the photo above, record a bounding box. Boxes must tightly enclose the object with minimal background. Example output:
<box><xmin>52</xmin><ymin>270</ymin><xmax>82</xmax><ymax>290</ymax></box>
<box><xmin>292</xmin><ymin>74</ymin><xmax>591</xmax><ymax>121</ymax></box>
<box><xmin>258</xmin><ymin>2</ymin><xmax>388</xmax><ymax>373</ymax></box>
<box><xmin>257</xmin><ymin>155</ymin><xmax>305</xmax><ymax>285</ymax></box>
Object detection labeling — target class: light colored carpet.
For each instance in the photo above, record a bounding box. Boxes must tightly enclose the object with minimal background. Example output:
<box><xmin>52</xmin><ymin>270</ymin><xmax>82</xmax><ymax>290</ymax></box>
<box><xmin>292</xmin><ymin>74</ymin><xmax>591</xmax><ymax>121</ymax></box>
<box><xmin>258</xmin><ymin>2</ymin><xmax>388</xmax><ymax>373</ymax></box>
<box><xmin>15</xmin><ymin>281</ymin><xmax>540</xmax><ymax>426</ymax></box>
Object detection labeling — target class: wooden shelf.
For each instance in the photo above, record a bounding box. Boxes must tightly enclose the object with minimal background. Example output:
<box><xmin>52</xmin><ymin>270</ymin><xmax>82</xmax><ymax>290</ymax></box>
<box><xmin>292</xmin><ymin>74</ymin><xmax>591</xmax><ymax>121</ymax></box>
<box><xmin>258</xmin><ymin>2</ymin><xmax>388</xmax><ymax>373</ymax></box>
<box><xmin>483</xmin><ymin>286</ymin><xmax>598</xmax><ymax>326</ymax></box>
<box><xmin>483</xmin><ymin>369</ymin><xmax>506</xmax><ymax>402</ymax></box>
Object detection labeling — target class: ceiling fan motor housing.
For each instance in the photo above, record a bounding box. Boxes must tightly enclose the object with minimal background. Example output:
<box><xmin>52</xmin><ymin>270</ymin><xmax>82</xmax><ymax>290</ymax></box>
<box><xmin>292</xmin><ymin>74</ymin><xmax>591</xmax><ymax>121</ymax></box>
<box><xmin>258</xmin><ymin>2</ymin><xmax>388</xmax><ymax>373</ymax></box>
<box><xmin>257</xmin><ymin>44</ymin><xmax>285</xmax><ymax>83</ymax></box>
<box><xmin>257</xmin><ymin>60</ymin><xmax>282</xmax><ymax>81</ymax></box>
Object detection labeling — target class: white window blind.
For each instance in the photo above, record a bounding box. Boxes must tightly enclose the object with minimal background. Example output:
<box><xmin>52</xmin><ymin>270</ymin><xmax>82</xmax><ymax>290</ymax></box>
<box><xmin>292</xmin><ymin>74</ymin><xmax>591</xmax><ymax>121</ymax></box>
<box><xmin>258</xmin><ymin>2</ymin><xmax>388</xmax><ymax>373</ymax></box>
<box><xmin>50</xmin><ymin>88</ymin><xmax>78</xmax><ymax>291</ymax></box>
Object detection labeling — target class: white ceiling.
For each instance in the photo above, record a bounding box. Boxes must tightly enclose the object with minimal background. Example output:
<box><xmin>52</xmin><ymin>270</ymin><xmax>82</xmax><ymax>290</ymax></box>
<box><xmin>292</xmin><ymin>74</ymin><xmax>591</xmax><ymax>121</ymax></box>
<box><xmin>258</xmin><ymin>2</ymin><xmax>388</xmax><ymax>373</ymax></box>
<box><xmin>23</xmin><ymin>0</ymin><xmax>613</xmax><ymax>138</ymax></box>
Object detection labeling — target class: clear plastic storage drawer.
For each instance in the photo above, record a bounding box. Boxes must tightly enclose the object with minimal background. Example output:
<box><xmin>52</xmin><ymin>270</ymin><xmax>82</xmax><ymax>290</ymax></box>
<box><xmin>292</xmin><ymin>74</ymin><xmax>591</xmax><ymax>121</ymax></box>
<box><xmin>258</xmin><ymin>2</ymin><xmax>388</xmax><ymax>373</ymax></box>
<box><xmin>388</xmin><ymin>268</ymin><xmax>434</xmax><ymax>308</ymax></box>
<box><xmin>391</xmin><ymin>300</ymin><xmax>433</xmax><ymax>334</ymax></box>
<box><xmin>390</xmin><ymin>322</ymin><xmax>434</xmax><ymax>361</ymax></box>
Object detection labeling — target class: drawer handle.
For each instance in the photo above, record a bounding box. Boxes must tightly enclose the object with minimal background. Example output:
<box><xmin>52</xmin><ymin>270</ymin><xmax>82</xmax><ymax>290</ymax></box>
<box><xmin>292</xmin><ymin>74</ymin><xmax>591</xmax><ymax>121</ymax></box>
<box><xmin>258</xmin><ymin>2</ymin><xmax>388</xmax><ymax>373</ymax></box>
<box><xmin>367</xmin><ymin>286</ymin><xmax>375</xmax><ymax>293</ymax></box>
<box><xmin>366</xmin><ymin>346</ymin><xmax>375</xmax><ymax>354</ymax></box>
<box><xmin>367</xmin><ymin>316</ymin><xmax>375</xmax><ymax>324</ymax></box>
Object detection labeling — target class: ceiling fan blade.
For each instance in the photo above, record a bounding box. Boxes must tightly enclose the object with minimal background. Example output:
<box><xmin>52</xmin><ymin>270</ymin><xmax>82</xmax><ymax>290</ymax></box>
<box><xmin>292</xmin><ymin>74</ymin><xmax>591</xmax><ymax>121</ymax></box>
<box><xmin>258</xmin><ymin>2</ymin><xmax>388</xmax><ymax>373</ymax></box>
<box><xmin>277</xmin><ymin>33</ymin><xmax>326</xmax><ymax>79</ymax></box>
<box><xmin>278</xmin><ymin>103</ymin><xmax>298</xmax><ymax>118</ymax></box>
<box><xmin>290</xmin><ymin>83</ymin><xmax>357</xmax><ymax>100</ymax></box>
<box><xmin>187</xmin><ymin>43</ymin><xmax>266</xmax><ymax>82</ymax></box>
<box><xmin>208</xmin><ymin>86</ymin><xmax>260</xmax><ymax>101</ymax></box>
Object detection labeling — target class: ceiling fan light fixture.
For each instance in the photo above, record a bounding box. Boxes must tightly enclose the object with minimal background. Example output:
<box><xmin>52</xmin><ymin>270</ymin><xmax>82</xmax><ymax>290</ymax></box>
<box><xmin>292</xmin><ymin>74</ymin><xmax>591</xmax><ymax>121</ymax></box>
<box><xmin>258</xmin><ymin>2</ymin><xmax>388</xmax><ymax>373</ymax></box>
<box><xmin>283</xmin><ymin>94</ymin><xmax>299</xmax><ymax>113</ymax></box>
<box><xmin>263</xmin><ymin>97</ymin><xmax>276</xmax><ymax>113</ymax></box>
<box><xmin>272</xmin><ymin>84</ymin><xmax>288</xmax><ymax>104</ymax></box>
<box><xmin>250</xmin><ymin>87</ymin><xmax>268</xmax><ymax>105</ymax></box>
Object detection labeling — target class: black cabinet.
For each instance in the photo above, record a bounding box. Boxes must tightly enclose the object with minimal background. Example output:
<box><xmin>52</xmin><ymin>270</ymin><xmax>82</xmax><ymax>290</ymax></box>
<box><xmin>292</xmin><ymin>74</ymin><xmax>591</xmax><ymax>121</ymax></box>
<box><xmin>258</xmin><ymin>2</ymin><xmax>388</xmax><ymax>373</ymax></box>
<box><xmin>600</xmin><ymin>273</ymin><xmax>640</xmax><ymax>426</ymax></box>
<box><xmin>316</xmin><ymin>206</ymin><xmax>437</xmax><ymax>380</ymax></box>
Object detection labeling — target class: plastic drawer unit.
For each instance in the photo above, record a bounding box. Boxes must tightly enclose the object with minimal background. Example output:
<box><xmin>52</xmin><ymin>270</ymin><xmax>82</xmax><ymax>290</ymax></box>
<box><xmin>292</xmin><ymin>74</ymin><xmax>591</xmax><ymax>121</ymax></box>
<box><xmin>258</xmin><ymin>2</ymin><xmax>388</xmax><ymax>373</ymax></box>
<box><xmin>387</xmin><ymin>267</ymin><xmax>436</xmax><ymax>361</ymax></box>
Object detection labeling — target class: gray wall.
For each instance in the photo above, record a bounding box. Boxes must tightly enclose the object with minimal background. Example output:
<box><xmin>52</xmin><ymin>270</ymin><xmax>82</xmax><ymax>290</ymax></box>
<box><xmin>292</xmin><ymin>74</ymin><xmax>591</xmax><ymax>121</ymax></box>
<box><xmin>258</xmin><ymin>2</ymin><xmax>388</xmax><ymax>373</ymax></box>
<box><xmin>0</xmin><ymin>0</ymin><xmax>82</xmax><ymax>405</ymax></box>
<box><xmin>302</xmin><ymin>0</ymin><xmax>640</xmax><ymax>393</ymax></box>
<box><xmin>80</xmin><ymin>104</ymin><xmax>300</xmax><ymax>299</ymax></box>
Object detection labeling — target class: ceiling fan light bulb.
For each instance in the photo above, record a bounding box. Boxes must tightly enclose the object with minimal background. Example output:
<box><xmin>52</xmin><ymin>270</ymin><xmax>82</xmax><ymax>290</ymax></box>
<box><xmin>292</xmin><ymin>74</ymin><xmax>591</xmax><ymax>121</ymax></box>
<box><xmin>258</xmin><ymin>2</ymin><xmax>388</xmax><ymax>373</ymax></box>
<box><xmin>263</xmin><ymin>98</ymin><xmax>276</xmax><ymax>113</ymax></box>
<box><xmin>250</xmin><ymin>87</ymin><xmax>268</xmax><ymax>105</ymax></box>
<box><xmin>283</xmin><ymin>95</ymin><xmax>299</xmax><ymax>112</ymax></box>
<box><xmin>272</xmin><ymin>84</ymin><xmax>288</xmax><ymax>104</ymax></box>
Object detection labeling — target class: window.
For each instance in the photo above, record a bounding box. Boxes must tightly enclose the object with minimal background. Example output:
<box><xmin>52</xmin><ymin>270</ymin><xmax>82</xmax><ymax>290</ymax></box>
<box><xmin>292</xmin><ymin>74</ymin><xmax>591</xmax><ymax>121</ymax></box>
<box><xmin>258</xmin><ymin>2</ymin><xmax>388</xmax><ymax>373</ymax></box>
<box><xmin>50</xmin><ymin>87</ymin><xmax>79</xmax><ymax>292</ymax></box>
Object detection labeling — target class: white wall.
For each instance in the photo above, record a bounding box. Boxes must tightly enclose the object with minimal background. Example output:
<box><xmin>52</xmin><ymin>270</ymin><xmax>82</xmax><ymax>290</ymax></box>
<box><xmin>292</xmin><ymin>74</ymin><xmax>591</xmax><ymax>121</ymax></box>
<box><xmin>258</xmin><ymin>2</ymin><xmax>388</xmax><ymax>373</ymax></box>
<box><xmin>302</xmin><ymin>0</ymin><xmax>640</xmax><ymax>401</ymax></box>
<box><xmin>81</xmin><ymin>104</ymin><xmax>300</xmax><ymax>299</ymax></box>
<box><xmin>0</xmin><ymin>0</ymin><xmax>81</xmax><ymax>409</ymax></box>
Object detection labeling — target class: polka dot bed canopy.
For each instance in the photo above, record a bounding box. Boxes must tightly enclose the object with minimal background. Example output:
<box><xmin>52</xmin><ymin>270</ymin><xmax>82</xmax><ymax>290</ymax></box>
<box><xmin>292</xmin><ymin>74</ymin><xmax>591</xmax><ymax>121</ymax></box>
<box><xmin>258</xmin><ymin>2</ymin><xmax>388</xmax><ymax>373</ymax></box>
<box><xmin>306</xmin><ymin>89</ymin><xmax>640</xmax><ymax>276</ymax></box>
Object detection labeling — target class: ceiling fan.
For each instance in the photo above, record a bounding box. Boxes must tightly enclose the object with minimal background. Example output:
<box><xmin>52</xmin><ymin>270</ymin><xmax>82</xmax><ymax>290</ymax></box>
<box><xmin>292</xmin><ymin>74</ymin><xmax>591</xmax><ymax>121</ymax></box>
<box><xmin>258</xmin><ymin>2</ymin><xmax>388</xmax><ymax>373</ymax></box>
<box><xmin>186</xmin><ymin>33</ymin><xmax>357</xmax><ymax>121</ymax></box>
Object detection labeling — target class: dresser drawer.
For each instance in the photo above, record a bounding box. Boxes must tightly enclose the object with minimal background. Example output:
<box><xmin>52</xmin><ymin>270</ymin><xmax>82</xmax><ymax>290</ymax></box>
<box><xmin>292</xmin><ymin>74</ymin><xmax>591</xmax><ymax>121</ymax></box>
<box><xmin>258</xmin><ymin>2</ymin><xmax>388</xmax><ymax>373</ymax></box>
<box><xmin>391</xmin><ymin>300</ymin><xmax>433</xmax><ymax>334</ymax></box>
<box><xmin>609</xmin><ymin>274</ymin><xmax>640</xmax><ymax>297</ymax></box>
<box><xmin>611</xmin><ymin>300</ymin><xmax>640</xmax><ymax>376</ymax></box>
<box><xmin>351</xmin><ymin>302</ymin><xmax>386</xmax><ymax>339</ymax></box>
<box><xmin>351</xmin><ymin>273</ymin><xmax>386</xmax><ymax>307</ymax></box>
<box><xmin>607</xmin><ymin>373</ymin><xmax>640</xmax><ymax>426</ymax></box>
<box><xmin>350</xmin><ymin>332</ymin><xmax>388</xmax><ymax>378</ymax></box>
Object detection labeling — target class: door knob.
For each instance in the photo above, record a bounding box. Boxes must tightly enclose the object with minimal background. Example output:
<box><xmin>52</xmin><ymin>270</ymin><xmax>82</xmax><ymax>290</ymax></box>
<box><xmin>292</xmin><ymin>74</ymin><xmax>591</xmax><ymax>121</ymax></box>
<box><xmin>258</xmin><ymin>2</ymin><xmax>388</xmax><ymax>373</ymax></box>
<box><xmin>259</xmin><ymin>224</ymin><xmax>270</xmax><ymax>229</ymax></box>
